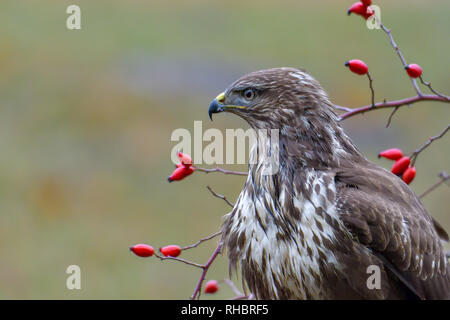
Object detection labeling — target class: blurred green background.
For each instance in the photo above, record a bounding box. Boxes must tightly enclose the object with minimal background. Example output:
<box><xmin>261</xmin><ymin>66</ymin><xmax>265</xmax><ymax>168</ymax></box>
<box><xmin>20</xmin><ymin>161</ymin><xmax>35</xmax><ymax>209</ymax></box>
<box><xmin>0</xmin><ymin>0</ymin><xmax>448</xmax><ymax>299</ymax></box>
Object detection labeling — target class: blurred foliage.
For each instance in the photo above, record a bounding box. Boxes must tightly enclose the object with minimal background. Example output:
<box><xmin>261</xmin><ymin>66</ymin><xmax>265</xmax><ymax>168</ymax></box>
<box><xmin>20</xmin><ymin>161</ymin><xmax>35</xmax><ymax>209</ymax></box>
<box><xmin>0</xmin><ymin>0</ymin><xmax>448</xmax><ymax>299</ymax></box>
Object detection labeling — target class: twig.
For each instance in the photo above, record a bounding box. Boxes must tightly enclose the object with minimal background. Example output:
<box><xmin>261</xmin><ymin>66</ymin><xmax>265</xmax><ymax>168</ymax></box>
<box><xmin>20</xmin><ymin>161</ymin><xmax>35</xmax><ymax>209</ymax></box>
<box><xmin>223</xmin><ymin>278</ymin><xmax>243</xmax><ymax>297</ymax></box>
<box><xmin>410</xmin><ymin>124</ymin><xmax>450</xmax><ymax>166</ymax></box>
<box><xmin>181</xmin><ymin>231</ymin><xmax>222</xmax><ymax>251</ymax></box>
<box><xmin>154</xmin><ymin>253</ymin><xmax>205</xmax><ymax>269</ymax></box>
<box><xmin>419</xmin><ymin>172</ymin><xmax>450</xmax><ymax>199</ymax></box>
<box><xmin>232</xmin><ymin>293</ymin><xmax>255</xmax><ymax>300</ymax></box>
<box><xmin>194</xmin><ymin>166</ymin><xmax>248</xmax><ymax>176</ymax></box>
<box><xmin>207</xmin><ymin>186</ymin><xmax>235</xmax><ymax>208</ymax></box>
<box><xmin>419</xmin><ymin>76</ymin><xmax>449</xmax><ymax>100</ymax></box>
<box><xmin>337</xmin><ymin>94</ymin><xmax>449</xmax><ymax>121</ymax></box>
<box><xmin>385</xmin><ymin>106</ymin><xmax>399</xmax><ymax>128</ymax></box>
<box><xmin>190</xmin><ymin>241</ymin><xmax>223</xmax><ymax>300</ymax></box>
<box><xmin>367</xmin><ymin>72</ymin><xmax>375</xmax><ymax>108</ymax></box>
<box><xmin>333</xmin><ymin>105</ymin><xmax>353</xmax><ymax>112</ymax></box>
<box><xmin>379</xmin><ymin>23</ymin><xmax>422</xmax><ymax>96</ymax></box>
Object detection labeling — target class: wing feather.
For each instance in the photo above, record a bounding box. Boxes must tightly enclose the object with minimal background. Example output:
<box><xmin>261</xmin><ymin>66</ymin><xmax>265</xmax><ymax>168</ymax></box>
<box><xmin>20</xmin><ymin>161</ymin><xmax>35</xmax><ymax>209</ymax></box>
<box><xmin>334</xmin><ymin>161</ymin><xmax>450</xmax><ymax>299</ymax></box>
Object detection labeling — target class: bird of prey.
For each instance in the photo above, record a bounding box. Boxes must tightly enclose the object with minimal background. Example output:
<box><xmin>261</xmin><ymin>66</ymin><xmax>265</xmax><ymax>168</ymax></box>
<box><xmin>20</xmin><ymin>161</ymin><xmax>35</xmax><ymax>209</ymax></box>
<box><xmin>208</xmin><ymin>67</ymin><xmax>450</xmax><ymax>299</ymax></box>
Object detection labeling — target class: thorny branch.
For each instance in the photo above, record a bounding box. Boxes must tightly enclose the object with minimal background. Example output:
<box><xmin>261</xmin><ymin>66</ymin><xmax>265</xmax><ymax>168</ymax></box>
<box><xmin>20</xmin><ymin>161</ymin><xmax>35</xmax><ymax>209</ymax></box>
<box><xmin>336</xmin><ymin>95</ymin><xmax>449</xmax><ymax>121</ymax></box>
<box><xmin>336</xmin><ymin>21</ymin><xmax>450</xmax><ymax>121</ymax></box>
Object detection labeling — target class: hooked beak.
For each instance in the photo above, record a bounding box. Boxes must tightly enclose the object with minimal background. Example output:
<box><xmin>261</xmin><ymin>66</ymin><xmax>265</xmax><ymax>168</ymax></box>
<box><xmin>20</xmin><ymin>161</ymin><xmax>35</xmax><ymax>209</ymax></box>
<box><xmin>208</xmin><ymin>92</ymin><xmax>225</xmax><ymax>120</ymax></box>
<box><xmin>208</xmin><ymin>92</ymin><xmax>247</xmax><ymax>120</ymax></box>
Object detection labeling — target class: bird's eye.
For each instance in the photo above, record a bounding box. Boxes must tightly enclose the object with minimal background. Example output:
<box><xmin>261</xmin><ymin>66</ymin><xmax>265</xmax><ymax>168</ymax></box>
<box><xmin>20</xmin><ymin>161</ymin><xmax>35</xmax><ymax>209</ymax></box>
<box><xmin>243</xmin><ymin>88</ymin><xmax>255</xmax><ymax>100</ymax></box>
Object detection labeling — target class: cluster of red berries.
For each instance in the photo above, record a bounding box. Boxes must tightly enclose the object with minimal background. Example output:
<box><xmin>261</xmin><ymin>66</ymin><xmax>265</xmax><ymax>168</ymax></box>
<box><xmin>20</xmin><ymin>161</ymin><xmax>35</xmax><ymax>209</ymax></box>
<box><xmin>345</xmin><ymin>59</ymin><xmax>423</xmax><ymax>80</ymax></box>
<box><xmin>168</xmin><ymin>152</ymin><xmax>195</xmax><ymax>182</ymax></box>
<box><xmin>348</xmin><ymin>0</ymin><xmax>374</xmax><ymax>20</ymax></box>
<box><xmin>346</xmin><ymin>2</ymin><xmax>423</xmax><ymax>80</ymax></box>
<box><xmin>130</xmin><ymin>244</ymin><xmax>182</xmax><ymax>257</ymax></box>
<box><xmin>130</xmin><ymin>243</ymin><xmax>220</xmax><ymax>294</ymax></box>
<box><xmin>378</xmin><ymin>148</ymin><xmax>416</xmax><ymax>184</ymax></box>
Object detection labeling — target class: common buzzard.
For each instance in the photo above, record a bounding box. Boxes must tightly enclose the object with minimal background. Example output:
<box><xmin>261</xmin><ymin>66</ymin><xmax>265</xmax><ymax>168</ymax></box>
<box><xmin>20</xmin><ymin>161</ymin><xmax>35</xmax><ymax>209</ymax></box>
<box><xmin>208</xmin><ymin>67</ymin><xmax>449</xmax><ymax>299</ymax></box>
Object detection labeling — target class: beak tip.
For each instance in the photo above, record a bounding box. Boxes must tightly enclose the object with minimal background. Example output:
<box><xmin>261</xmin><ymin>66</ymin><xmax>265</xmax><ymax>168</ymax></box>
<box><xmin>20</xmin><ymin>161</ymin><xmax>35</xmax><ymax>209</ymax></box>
<box><xmin>208</xmin><ymin>99</ymin><xmax>222</xmax><ymax>120</ymax></box>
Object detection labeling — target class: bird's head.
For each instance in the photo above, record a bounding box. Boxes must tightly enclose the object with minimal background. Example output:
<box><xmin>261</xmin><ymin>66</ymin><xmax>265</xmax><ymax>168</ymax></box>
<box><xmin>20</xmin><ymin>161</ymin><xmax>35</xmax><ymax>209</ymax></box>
<box><xmin>208</xmin><ymin>67</ymin><xmax>337</xmax><ymax>130</ymax></box>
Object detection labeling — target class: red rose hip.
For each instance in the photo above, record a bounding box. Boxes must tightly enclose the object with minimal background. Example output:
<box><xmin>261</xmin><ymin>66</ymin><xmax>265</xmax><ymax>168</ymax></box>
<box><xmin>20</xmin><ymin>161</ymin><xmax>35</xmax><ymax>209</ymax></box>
<box><xmin>177</xmin><ymin>152</ymin><xmax>192</xmax><ymax>166</ymax></box>
<box><xmin>405</xmin><ymin>64</ymin><xmax>422</xmax><ymax>78</ymax></box>
<box><xmin>378</xmin><ymin>148</ymin><xmax>403</xmax><ymax>161</ymax></box>
<box><xmin>402</xmin><ymin>167</ymin><xmax>416</xmax><ymax>184</ymax></box>
<box><xmin>348</xmin><ymin>2</ymin><xmax>366</xmax><ymax>16</ymax></box>
<box><xmin>130</xmin><ymin>244</ymin><xmax>155</xmax><ymax>257</ymax></box>
<box><xmin>168</xmin><ymin>166</ymin><xmax>195</xmax><ymax>182</ymax></box>
<box><xmin>160</xmin><ymin>245</ymin><xmax>182</xmax><ymax>257</ymax></box>
<box><xmin>391</xmin><ymin>157</ymin><xmax>411</xmax><ymax>175</ymax></box>
<box><xmin>345</xmin><ymin>59</ymin><xmax>369</xmax><ymax>75</ymax></box>
<box><xmin>204</xmin><ymin>280</ymin><xmax>219</xmax><ymax>294</ymax></box>
<box><xmin>348</xmin><ymin>2</ymin><xmax>373</xmax><ymax>19</ymax></box>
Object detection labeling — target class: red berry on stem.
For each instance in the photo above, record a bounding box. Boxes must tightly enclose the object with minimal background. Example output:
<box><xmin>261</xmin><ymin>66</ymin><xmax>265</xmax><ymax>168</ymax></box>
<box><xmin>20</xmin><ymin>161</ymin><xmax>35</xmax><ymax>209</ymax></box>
<box><xmin>402</xmin><ymin>167</ymin><xmax>416</xmax><ymax>184</ymax></box>
<box><xmin>204</xmin><ymin>280</ymin><xmax>219</xmax><ymax>294</ymax></box>
<box><xmin>348</xmin><ymin>2</ymin><xmax>366</xmax><ymax>15</ymax></box>
<box><xmin>130</xmin><ymin>244</ymin><xmax>155</xmax><ymax>257</ymax></box>
<box><xmin>348</xmin><ymin>2</ymin><xmax>373</xmax><ymax>19</ymax></box>
<box><xmin>160</xmin><ymin>245</ymin><xmax>182</xmax><ymax>257</ymax></box>
<box><xmin>177</xmin><ymin>152</ymin><xmax>192</xmax><ymax>166</ymax></box>
<box><xmin>405</xmin><ymin>64</ymin><xmax>423</xmax><ymax>78</ymax></box>
<box><xmin>168</xmin><ymin>166</ymin><xmax>187</xmax><ymax>182</ymax></box>
<box><xmin>345</xmin><ymin>59</ymin><xmax>368</xmax><ymax>75</ymax></box>
<box><xmin>378</xmin><ymin>148</ymin><xmax>403</xmax><ymax>161</ymax></box>
<box><xmin>391</xmin><ymin>156</ymin><xmax>411</xmax><ymax>175</ymax></box>
<box><xmin>363</xmin><ymin>7</ymin><xmax>375</xmax><ymax>19</ymax></box>
<box><xmin>168</xmin><ymin>165</ymin><xmax>195</xmax><ymax>182</ymax></box>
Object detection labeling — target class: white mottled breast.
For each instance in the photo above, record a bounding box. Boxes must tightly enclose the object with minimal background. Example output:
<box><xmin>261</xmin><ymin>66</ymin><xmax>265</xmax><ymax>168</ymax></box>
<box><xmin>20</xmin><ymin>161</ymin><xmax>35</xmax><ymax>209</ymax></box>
<box><xmin>225</xmin><ymin>143</ymin><xmax>348</xmax><ymax>299</ymax></box>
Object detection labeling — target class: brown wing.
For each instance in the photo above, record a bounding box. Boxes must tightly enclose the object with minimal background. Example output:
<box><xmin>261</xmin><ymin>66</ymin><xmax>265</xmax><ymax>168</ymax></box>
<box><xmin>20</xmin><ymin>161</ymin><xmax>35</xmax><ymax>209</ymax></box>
<box><xmin>334</xmin><ymin>160</ymin><xmax>450</xmax><ymax>299</ymax></box>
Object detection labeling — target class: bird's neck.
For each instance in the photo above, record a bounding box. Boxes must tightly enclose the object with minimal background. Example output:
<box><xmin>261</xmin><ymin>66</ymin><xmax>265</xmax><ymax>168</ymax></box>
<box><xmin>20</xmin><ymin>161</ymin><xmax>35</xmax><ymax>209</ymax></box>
<box><xmin>247</xmin><ymin>118</ymin><xmax>363</xmax><ymax>173</ymax></box>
